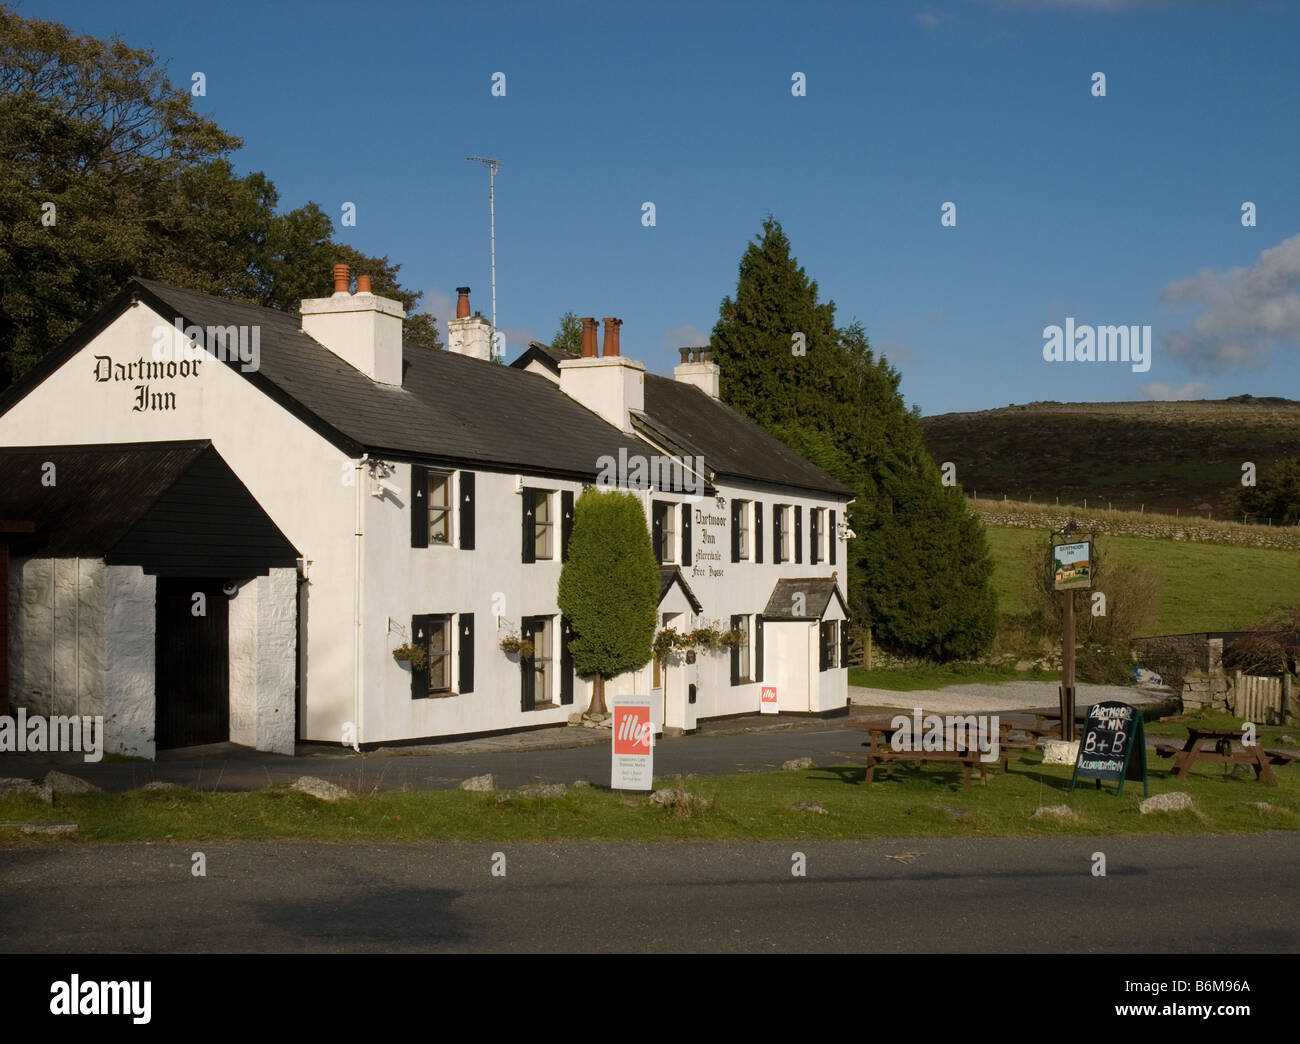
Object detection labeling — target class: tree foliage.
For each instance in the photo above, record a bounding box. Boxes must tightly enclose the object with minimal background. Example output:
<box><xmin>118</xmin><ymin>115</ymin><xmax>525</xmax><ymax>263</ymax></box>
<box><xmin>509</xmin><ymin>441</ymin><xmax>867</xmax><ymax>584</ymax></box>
<box><xmin>549</xmin><ymin>311</ymin><xmax>583</xmax><ymax>356</ymax></box>
<box><xmin>1226</xmin><ymin>457</ymin><xmax>1300</xmax><ymax>526</ymax></box>
<box><xmin>710</xmin><ymin>216</ymin><xmax>999</xmax><ymax>659</ymax></box>
<box><xmin>0</xmin><ymin>5</ymin><xmax>439</xmax><ymax>384</ymax></box>
<box><xmin>557</xmin><ymin>491</ymin><xmax>660</xmax><ymax>707</ymax></box>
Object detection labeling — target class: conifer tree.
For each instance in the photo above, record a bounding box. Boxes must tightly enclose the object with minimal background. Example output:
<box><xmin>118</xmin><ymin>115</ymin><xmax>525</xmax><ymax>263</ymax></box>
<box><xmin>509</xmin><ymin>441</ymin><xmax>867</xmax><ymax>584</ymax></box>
<box><xmin>557</xmin><ymin>490</ymin><xmax>660</xmax><ymax>715</ymax></box>
<box><xmin>710</xmin><ymin>217</ymin><xmax>998</xmax><ymax>660</ymax></box>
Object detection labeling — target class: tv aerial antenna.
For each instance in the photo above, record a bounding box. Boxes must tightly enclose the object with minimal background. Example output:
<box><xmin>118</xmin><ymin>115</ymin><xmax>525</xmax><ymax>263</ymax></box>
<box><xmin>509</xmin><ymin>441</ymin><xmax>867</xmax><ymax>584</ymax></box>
<box><xmin>466</xmin><ymin>156</ymin><xmax>501</xmax><ymax>360</ymax></box>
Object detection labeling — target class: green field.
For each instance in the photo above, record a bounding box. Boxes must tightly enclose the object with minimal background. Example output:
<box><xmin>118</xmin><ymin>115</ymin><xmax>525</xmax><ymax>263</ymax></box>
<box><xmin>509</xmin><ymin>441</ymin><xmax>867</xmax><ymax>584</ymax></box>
<box><xmin>984</xmin><ymin>526</ymin><xmax>1300</xmax><ymax>635</ymax></box>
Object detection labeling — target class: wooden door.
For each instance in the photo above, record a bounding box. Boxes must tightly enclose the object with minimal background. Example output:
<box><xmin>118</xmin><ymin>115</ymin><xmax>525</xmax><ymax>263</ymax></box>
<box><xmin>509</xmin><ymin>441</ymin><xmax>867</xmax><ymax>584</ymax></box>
<box><xmin>155</xmin><ymin>578</ymin><xmax>230</xmax><ymax>749</ymax></box>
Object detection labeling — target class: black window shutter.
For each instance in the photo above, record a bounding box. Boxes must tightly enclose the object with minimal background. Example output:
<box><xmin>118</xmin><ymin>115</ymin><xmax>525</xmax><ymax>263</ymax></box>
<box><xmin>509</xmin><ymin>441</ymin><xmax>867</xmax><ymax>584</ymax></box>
<box><xmin>458</xmin><ymin>613</ymin><xmax>474</xmax><ymax>693</ymax></box>
<box><xmin>840</xmin><ymin>621</ymin><xmax>850</xmax><ymax>669</ymax></box>
<box><xmin>794</xmin><ymin>506</ymin><xmax>803</xmax><ymax>564</ymax></box>
<box><xmin>560</xmin><ymin>615</ymin><xmax>574</xmax><ymax>705</ymax></box>
<box><xmin>410</xmin><ymin>614</ymin><xmax>431</xmax><ymax>697</ymax></box>
<box><xmin>652</xmin><ymin>501</ymin><xmax>666</xmax><ymax>563</ymax></box>
<box><xmin>754</xmin><ymin>616</ymin><xmax>764</xmax><ymax>683</ymax></box>
<box><xmin>730</xmin><ymin>500</ymin><xmax>741</xmax><ymax>562</ymax></box>
<box><xmin>521</xmin><ymin>488</ymin><xmax>536</xmax><ymax>564</ymax></box>
<box><xmin>773</xmin><ymin>507</ymin><xmax>783</xmax><ymax>563</ymax></box>
<box><xmin>755</xmin><ymin>503</ymin><xmax>764</xmax><ymax>563</ymax></box>
<box><xmin>520</xmin><ymin>618</ymin><xmax>535</xmax><ymax>710</ymax></box>
<box><xmin>829</xmin><ymin>510</ymin><xmax>837</xmax><ymax>565</ymax></box>
<box><xmin>810</xmin><ymin>509</ymin><xmax>820</xmax><ymax>564</ymax></box>
<box><xmin>561</xmin><ymin>490</ymin><xmax>575</xmax><ymax>561</ymax></box>
<box><xmin>820</xmin><ymin>622</ymin><xmax>831</xmax><ymax>673</ymax></box>
<box><xmin>681</xmin><ymin>503</ymin><xmax>692</xmax><ymax>567</ymax></box>
<box><xmin>459</xmin><ymin>472</ymin><xmax>476</xmax><ymax>550</ymax></box>
<box><xmin>730</xmin><ymin>614</ymin><xmax>742</xmax><ymax>686</ymax></box>
<box><xmin>410</xmin><ymin>466</ymin><xmax>429</xmax><ymax>548</ymax></box>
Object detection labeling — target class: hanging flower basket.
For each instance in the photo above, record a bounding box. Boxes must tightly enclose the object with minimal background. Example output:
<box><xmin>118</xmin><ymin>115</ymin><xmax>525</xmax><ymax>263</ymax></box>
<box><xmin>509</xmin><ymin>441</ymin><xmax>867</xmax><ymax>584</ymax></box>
<box><xmin>499</xmin><ymin>634</ymin><xmax>535</xmax><ymax>659</ymax></box>
<box><xmin>393</xmin><ymin>642</ymin><xmax>427</xmax><ymax>670</ymax></box>
<box><xmin>653</xmin><ymin>622</ymin><xmax>746</xmax><ymax>661</ymax></box>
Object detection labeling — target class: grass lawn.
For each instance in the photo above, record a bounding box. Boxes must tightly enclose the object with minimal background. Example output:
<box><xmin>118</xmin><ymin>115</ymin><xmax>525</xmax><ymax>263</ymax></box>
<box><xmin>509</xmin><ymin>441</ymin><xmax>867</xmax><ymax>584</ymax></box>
<box><xmin>2</xmin><ymin>750</ymin><xmax>1295</xmax><ymax>844</ymax></box>
<box><xmin>983</xmin><ymin>527</ymin><xmax>1300</xmax><ymax>635</ymax></box>
<box><xmin>848</xmin><ymin>663</ymin><xmax>1058</xmax><ymax>690</ymax></box>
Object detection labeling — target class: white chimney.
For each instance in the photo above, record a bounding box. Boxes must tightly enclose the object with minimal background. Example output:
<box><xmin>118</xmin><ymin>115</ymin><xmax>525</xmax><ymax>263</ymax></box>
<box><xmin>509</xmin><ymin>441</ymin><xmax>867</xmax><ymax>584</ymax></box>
<box><xmin>300</xmin><ymin>265</ymin><xmax>405</xmax><ymax>386</ymax></box>
<box><xmin>558</xmin><ymin>317</ymin><xmax>644</xmax><ymax>434</ymax></box>
<box><xmin>674</xmin><ymin>347</ymin><xmax>719</xmax><ymax>398</ymax></box>
<box><xmin>447</xmin><ymin>286</ymin><xmax>493</xmax><ymax>361</ymax></box>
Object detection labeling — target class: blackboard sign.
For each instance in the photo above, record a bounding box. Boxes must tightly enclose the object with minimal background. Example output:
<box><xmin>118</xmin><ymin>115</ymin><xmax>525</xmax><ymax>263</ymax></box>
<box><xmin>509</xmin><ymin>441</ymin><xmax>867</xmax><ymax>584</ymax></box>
<box><xmin>1069</xmin><ymin>701</ymin><xmax>1148</xmax><ymax>797</ymax></box>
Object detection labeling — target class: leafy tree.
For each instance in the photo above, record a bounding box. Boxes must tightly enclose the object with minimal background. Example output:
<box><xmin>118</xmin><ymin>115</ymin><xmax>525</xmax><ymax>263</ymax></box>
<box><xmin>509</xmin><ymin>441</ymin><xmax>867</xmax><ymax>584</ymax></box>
<box><xmin>549</xmin><ymin>311</ymin><xmax>583</xmax><ymax>356</ymax></box>
<box><xmin>557</xmin><ymin>490</ymin><xmax>660</xmax><ymax>716</ymax></box>
<box><xmin>0</xmin><ymin>6</ymin><xmax>439</xmax><ymax>384</ymax></box>
<box><xmin>710</xmin><ymin>217</ymin><xmax>998</xmax><ymax>659</ymax></box>
<box><xmin>1226</xmin><ymin>457</ymin><xmax>1300</xmax><ymax>526</ymax></box>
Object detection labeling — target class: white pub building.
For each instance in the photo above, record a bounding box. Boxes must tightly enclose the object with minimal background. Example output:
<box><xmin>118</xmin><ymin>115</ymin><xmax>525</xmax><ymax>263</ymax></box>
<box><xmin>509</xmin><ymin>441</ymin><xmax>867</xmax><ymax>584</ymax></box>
<box><xmin>0</xmin><ymin>267</ymin><xmax>853</xmax><ymax>758</ymax></box>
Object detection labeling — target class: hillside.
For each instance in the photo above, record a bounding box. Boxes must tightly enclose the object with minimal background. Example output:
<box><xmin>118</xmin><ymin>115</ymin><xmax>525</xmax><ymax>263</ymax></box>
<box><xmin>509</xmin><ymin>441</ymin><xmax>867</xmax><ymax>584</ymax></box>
<box><xmin>920</xmin><ymin>396</ymin><xmax>1300</xmax><ymax>517</ymax></box>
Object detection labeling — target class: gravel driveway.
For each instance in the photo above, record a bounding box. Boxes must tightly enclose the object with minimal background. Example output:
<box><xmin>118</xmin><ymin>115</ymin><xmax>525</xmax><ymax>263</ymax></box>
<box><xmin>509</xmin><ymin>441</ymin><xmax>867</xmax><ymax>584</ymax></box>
<box><xmin>849</xmin><ymin>681</ymin><xmax>1177</xmax><ymax>716</ymax></box>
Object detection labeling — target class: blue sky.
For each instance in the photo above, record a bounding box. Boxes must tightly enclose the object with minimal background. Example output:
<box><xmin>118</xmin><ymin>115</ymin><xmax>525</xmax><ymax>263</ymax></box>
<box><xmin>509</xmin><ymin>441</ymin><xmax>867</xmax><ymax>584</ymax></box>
<box><xmin>20</xmin><ymin>0</ymin><xmax>1300</xmax><ymax>415</ymax></box>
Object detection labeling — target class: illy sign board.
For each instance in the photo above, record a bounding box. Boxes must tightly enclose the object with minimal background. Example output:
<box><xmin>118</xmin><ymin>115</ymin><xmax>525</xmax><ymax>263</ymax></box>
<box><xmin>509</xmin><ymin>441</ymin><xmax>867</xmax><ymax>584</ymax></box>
<box><xmin>760</xmin><ymin>685</ymin><xmax>778</xmax><ymax>714</ymax></box>
<box><xmin>611</xmin><ymin>696</ymin><xmax>654</xmax><ymax>790</ymax></box>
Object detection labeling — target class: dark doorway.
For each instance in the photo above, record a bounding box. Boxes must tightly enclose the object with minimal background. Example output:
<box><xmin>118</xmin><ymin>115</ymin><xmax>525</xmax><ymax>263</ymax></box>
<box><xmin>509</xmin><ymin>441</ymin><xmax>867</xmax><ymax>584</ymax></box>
<box><xmin>155</xmin><ymin>578</ymin><xmax>230</xmax><ymax>749</ymax></box>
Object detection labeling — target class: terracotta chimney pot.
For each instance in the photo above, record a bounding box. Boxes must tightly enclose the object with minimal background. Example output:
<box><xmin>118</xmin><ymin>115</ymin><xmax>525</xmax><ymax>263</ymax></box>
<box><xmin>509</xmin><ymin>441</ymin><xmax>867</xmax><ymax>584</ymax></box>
<box><xmin>456</xmin><ymin>287</ymin><xmax>471</xmax><ymax>319</ymax></box>
<box><xmin>333</xmin><ymin>264</ymin><xmax>350</xmax><ymax>294</ymax></box>
<box><xmin>602</xmin><ymin>317</ymin><xmax>622</xmax><ymax>358</ymax></box>
<box><xmin>580</xmin><ymin>317</ymin><xmax>598</xmax><ymax>358</ymax></box>
<box><xmin>356</xmin><ymin>274</ymin><xmax>372</xmax><ymax>294</ymax></box>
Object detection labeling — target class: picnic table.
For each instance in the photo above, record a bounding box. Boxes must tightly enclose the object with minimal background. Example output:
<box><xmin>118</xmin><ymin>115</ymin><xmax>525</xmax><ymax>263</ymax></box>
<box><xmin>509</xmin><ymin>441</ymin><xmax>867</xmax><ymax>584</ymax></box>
<box><xmin>835</xmin><ymin>720</ymin><xmax>1012</xmax><ymax>791</ymax></box>
<box><xmin>1159</xmin><ymin>726</ymin><xmax>1278</xmax><ymax>787</ymax></box>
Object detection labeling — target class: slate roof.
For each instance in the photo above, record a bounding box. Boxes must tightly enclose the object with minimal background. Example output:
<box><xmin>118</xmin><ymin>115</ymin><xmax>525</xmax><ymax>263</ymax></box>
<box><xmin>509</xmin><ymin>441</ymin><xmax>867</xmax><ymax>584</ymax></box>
<box><xmin>0</xmin><ymin>441</ymin><xmax>298</xmax><ymax>575</ymax></box>
<box><xmin>511</xmin><ymin>344</ymin><xmax>854</xmax><ymax>498</ymax></box>
<box><xmin>640</xmin><ymin>375</ymin><xmax>854</xmax><ymax>497</ymax></box>
<box><xmin>0</xmin><ymin>277</ymin><xmax>853</xmax><ymax>494</ymax></box>
<box><xmin>658</xmin><ymin>566</ymin><xmax>703</xmax><ymax>614</ymax></box>
<box><xmin>762</xmin><ymin>577</ymin><xmax>848</xmax><ymax>621</ymax></box>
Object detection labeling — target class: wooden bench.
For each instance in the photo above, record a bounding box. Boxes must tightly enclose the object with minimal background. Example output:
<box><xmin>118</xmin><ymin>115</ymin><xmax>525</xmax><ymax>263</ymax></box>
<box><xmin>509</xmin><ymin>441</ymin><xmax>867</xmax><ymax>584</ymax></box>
<box><xmin>836</xmin><ymin>720</ymin><xmax>1008</xmax><ymax>791</ymax></box>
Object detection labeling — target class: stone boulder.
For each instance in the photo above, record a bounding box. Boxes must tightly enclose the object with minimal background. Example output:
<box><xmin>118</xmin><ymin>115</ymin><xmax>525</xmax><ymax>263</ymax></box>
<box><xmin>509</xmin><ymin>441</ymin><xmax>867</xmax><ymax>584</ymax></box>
<box><xmin>0</xmin><ymin>777</ymin><xmax>53</xmax><ymax>804</ymax></box>
<box><xmin>517</xmin><ymin>783</ymin><xmax>567</xmax><ymax>798</ymax></box>
<box><xmin>1139</xmin><ymin>791</ymin><xmax>1196</xmax><ymax>815</ymax></box>
<box><xmin>782</xmin><ymin>757</ymin><xmax>814</xmax><ymax>771</ymax></box>
<box><xmin>791</xmin><ymin>800</ymin><xmax>829</xmax><ymax>815</ymax></box>
<box><xmin>459</xmin><ymin>773</ymin><xmax>495</xmax><ymax>792</ymax></box>
<box><xmin>289</xmin><ymin>776</ymin><xmax>352</xmax><ymax>801</ymax></box>
<box><xmin>44</xmin><ymin>770</ymin><xmax>101</xmax><ymax>795</ymax></box>
<box><xmin>1029</xmin><ymin>804</ymin><xmax>1079</xmax><ymax>822</ymax></box>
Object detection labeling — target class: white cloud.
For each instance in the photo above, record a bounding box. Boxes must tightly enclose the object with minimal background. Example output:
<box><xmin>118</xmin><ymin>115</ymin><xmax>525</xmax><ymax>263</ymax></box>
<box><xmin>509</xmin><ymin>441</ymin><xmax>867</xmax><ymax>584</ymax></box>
<box><xmin>878</xmin><ymin>340</ymin><xmax>915</xmax><ymax>366</ymax></box>
<box><xmin>916</xmin><ymin>6</ymin><xmax>951</xmax><ymax>30</ymax></box>
<box><xmin>663</xmin><ymin>324</ymin><xmax>712</xmax><ymax>353</ymax></box>
<box><xmin>498</xmin><ymin>327</ymin><xmax>536</xmax><ymax>357</ymax></box>
<box><xmin>1160</xmin><ymin>233</ymin><xmax>1300</xmax><ymax>372</ymax></box>
<box><xmin>1140</xmin><ymin>381</ymin><xmax>1211</xmax><ymax>400</ymax></box>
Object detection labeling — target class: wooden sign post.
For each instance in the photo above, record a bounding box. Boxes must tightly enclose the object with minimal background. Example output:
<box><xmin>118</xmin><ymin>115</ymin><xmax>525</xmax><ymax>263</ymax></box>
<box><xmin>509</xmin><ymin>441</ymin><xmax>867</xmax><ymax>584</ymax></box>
<box><xmin>1053</xmin><ymin>538</ymin><xmax>1091</xmax><ymax>742</ymax></box>
<box><xmin>1070</xmin><ymin>700</ymin><xmax>1149</xmax><ymax>797</ymax></box>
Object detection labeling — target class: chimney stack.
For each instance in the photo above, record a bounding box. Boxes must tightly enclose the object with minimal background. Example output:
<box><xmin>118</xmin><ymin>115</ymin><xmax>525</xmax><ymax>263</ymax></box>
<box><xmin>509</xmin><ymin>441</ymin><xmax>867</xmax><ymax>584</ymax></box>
<box><xmin>301</xmin><ymin>263</ymin><xmax>405</xmax><ymax>386</ymax></box>
<box><xmin>558</xmin><ymin>316</ymin><xmax>643</xmax><ymax>433</ymax></box>
<box><xmin>674</xmin><ymin>345</ymin><xmax>720</xmax><ymax>398</ymax></box>
<box><xmin>447</xmin><ymin>286</ymin><xmax>492</xmax><ymax>361</ymax></box>
<box><xmin>601</xmin><ymin>317</ymin><xmax>622</xmax><ymax>357</ymax></box>
<box><xmin>580</xmin><ymin>317</ymin><xmax>598</xmax><ymax>358</ymax></box>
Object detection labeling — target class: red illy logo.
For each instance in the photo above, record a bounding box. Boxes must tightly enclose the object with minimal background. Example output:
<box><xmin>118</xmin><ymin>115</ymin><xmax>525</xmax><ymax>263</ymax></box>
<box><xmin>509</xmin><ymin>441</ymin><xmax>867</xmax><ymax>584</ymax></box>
<box><xmin>614</xmin><ymin>708</ymin><xmax>652</xmax><ymax>753</ymax></box>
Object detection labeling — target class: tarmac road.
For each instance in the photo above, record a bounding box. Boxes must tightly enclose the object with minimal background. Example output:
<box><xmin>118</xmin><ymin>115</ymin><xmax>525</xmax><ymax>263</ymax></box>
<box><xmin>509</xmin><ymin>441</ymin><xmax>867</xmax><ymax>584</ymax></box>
<box><xmin>0</xmin><ymin>834</ymin><xmax>1295</xmax><ymax>953</ymax></box>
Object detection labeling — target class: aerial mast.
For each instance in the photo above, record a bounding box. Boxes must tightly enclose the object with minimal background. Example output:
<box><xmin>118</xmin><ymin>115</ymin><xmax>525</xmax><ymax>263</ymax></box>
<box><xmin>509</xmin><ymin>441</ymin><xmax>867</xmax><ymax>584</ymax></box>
<box><xmin>466</xmin><ymin>156</ymin><xmax>501</xmax><ymax>360</ymax></box>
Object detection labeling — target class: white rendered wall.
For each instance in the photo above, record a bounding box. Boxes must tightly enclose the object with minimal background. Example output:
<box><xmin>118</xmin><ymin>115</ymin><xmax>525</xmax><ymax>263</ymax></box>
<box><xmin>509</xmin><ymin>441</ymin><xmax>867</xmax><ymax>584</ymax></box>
<box><xmin>0</xmin><ymin>302</ymin><xmax>354</xmax><ymax>747</ymax></box>
<box><xmin>104</xmin><ymin>566</ymin><xmax>155</xmax><ymax>758</ymax></box>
